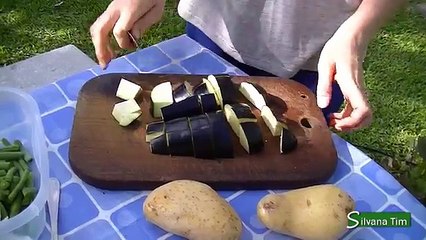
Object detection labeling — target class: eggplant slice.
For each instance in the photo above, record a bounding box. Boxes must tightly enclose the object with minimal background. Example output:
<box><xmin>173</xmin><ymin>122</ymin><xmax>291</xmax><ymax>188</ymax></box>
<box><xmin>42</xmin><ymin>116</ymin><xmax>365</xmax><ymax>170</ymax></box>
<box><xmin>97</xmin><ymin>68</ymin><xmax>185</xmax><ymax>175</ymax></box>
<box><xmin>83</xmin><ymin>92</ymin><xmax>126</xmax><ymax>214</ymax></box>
<box><xmin>216</xmin><ymin>75</ymin><xmax>237</xmax><ymax>104</ymax></box>
<box><xmin>146</xmin><ymin>121</ymin><xmax>165</xmax><ymax>142</ymax></box>
<box><xmin>199</xmin><ymin>93</ymin><xmax>219</xmax><ymax>113</ymax></box>
<box><xmin>228</xmin><ymin>103</ymin><xmax>256</xmax><ymax>121</ymax></box>
<box><xmin>161</xmin><ymin>95</ymin><xmax>202</xmax><ymax>121</ymax></box>
<box><xmin>149</xmin><ymin>134</ymin><xmax>169</xmax><ymax>155</ymax></box>
<box><xmin>193</xmin><ymin>82</ymin><xmax>210</xmax><ymax>96</ymax></box>
<box><xmin>280</xmin><ymin>128</ymin><xmax>298</xmax><ymax>154</ymax></box>
<box><xmin>206</xmin><ymin>111</ymin><xmax>234</xmax><ymax>158</ymax></box>
<box><xmin>173</xmin><ymin>81</ymin><xmax>192</xmax><ymax>103</ymax></box>
<box><xmin>239</xmin><ymin>122</ymin><xmax>264</xmax><ymax>154</ymax></box>
<box><xmin>189</xmin><ymin>115</ymin><xmax>215</xmax><ymax>159</ymax></box>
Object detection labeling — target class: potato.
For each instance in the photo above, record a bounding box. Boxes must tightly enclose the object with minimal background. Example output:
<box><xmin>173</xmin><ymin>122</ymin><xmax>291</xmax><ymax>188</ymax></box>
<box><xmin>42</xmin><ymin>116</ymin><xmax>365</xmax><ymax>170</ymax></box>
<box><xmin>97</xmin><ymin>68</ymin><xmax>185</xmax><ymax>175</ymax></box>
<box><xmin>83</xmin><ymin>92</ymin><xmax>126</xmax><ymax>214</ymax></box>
<box><xmin>257</xmin><ymin>184</ymin><xmax>355</xmax><ymax>240</ymax></box>
<box><xmin>143</xmin><ymin>180</ymin><xmax>242</xmax><ymax>240</ymax></box>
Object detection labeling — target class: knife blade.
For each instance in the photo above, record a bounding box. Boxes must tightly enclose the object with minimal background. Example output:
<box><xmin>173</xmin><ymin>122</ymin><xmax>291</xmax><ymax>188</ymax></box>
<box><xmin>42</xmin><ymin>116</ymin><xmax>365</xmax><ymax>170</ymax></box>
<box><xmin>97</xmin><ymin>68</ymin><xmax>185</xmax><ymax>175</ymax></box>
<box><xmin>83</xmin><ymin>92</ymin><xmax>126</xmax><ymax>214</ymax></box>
<box><xmin>127</xmin><ymin>31</ymin><xmax>140</xmax><ymax>49</ymax></box>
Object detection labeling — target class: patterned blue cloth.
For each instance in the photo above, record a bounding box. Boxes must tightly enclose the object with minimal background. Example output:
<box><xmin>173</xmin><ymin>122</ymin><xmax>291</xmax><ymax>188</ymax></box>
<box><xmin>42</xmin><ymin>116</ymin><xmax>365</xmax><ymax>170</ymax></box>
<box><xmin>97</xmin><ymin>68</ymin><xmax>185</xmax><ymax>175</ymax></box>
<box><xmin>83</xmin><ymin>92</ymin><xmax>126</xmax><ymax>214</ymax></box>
<box><xmin>31</xmin><ymin>35</ymin><xmax>425</xmax><ymax>240</ymax></box>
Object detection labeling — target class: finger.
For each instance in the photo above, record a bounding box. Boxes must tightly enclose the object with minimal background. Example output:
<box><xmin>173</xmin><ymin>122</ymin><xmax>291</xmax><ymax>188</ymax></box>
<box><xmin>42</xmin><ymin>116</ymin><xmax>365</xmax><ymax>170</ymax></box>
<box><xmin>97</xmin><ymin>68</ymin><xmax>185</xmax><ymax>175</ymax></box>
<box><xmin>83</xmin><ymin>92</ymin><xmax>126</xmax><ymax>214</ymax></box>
<box><xmin>90</xmin><ymin>7</ymin><xmax>120</xmax><ymax>68</ymax></box>
<box><xmin>113</xmin><ymin>10</ymin><xmax>141</xmax><ymax>49</ymax></box>
<box><xmin>334</xmin><ymin>65</ymin><xmax>369</xmax><ymax>129</ymax></box>
<box><xmin>316</xmin><ymin>52</ymin><xmax>335</xmax><ymax>109</ymax></box>
<box><xmin>130</xmin><ymin>2</ymin><xmax>164</xmax><ymax>40</ymax></box>
<box><xmin>329</xmin><ymin>103</ymin><xmax>352</xmax><ymax>128</ymax></box>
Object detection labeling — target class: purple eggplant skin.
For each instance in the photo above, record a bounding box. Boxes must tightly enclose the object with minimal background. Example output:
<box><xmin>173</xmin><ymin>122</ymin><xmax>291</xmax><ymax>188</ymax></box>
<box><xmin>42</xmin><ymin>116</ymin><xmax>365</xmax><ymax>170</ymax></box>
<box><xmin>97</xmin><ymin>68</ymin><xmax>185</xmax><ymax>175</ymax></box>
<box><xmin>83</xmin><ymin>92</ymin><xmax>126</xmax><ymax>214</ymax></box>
<box><xmin>146</xmin><ymin>121</ymin><xmax>164</xmax><ymax>134</ymax></box>
<box><xmin>164</xmin><ymin>117</ymin><xmax>190</xmax><ymax>133</ymax></box>
<box><xmin>206</xmin><ymin>111</ymin><xmax>234</xmax><ymax>158</ymax></box>
<box><xmin>241</xmin><ymin>122</ymin><xmax>264</xmax><ymax>154</ymax></box>
<box><xmin>280</xmin><ymin>128</ymin><xmax>298</xmax><ymax>154</ymax></box>
<box><xmin>229</xmin><ymin>103</ymin><xmax>255</xmax><ymax>119</ymax></box>
<box><xmin>216</xmin><ymin>75</ymin><xmax>237</xmax><ymax>104</ymax></box>
<box><xmin>150</xmin><ymin>134</ymin><xmax>169</xmax><ymax>155</ymax></box>
<box><xmin>161</xmin><ymin>95</ymin><xmax>202</xmax><ymax>121</ymax></box>
<box><xmin>199</xmin><ymin>93</ymin><xmax>219</xmax><ymax>113</ymax></box>
<box><xmin>167</xmin><ymin>129</ymin><xmax>194</xmax><ymax>156</ymax></box>
<box><xmin>189</xmin><ymin>114</ymin><xmax>215</xmax><ymax>159</ymax></box>
<box><xmin>192</xmin><ymin>82</ymin><xmax>210</xmax><ymax>96</ymax></box>
<box><xmin>173</xmin><ymin>82</ymin><xmax>192</xmax><ymax>103</ymax></box>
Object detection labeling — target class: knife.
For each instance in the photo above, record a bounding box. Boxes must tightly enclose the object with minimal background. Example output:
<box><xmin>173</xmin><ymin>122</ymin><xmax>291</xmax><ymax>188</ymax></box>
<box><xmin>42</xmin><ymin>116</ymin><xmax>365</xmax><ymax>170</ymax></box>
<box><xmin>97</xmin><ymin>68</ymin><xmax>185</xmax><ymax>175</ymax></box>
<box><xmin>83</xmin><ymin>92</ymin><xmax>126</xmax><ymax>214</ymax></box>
<box><xmin>127</xmin><ymin>31</ymin><xmax>140</xmax><ymax>49</ymax></box>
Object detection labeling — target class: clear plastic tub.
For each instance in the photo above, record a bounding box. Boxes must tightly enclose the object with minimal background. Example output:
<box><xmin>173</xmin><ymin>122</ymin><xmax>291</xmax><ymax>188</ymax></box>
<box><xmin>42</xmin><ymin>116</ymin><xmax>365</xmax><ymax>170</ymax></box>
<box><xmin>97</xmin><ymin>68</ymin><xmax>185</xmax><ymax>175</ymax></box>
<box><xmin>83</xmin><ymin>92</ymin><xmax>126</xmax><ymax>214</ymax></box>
<box><xmin>0</xmin><ymin>87</ymin><xmax>49</xmax><ymax>239</ymax></box>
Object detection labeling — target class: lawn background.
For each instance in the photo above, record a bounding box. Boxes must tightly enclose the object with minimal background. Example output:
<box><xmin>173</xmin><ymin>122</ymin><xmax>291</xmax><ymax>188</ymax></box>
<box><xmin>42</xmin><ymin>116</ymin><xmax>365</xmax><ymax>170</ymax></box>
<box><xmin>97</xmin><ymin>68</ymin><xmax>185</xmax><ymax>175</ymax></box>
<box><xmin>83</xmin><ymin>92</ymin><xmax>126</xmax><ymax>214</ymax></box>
<box><xmin>1</xmin><ymin>0</ymin><xmax>425</xmax><ymax>204</ymax></box>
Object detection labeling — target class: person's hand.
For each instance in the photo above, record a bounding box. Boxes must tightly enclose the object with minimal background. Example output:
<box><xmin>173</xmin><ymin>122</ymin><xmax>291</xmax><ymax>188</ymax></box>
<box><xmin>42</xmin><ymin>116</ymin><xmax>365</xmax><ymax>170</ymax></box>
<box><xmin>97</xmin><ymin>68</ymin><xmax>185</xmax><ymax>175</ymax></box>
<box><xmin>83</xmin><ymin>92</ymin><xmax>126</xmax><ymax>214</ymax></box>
<box><xmin>90</xmin><ymin>0</ymin><xmax>166</xmax><ymax>69</ymax></box>
<box><xmin>316</xmin><ymin>20</ymin><xmax>373</xmax><ymax>132</ymax></box>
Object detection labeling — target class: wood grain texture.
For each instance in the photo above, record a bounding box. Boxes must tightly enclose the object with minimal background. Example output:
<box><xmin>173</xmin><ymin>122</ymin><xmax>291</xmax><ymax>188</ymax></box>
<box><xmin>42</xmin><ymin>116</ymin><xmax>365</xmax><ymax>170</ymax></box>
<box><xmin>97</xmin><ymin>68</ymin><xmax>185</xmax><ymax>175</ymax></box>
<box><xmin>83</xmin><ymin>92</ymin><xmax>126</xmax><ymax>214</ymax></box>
<box><xmin>69</xmin><ymin>73</ymin><xmax>337</xmax><ymax>190</ymax></box>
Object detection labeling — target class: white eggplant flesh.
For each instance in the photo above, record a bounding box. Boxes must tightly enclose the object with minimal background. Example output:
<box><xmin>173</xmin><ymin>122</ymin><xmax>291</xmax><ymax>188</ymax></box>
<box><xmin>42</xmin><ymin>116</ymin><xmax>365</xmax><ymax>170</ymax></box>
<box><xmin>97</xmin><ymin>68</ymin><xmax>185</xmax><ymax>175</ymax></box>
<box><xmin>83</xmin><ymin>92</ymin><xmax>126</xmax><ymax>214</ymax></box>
<box><xmin>239</xmin><ymin>82</ymin><xmax>266</xmax><ymax>110</ymax></box>
<box><xmin>112</xmin><ymin>99</ymin><xmax>142</xmax><ymax>126</ymax></box>
<box><xmin>207</xmin><ymin>75</ymin><xmax>224</xmax><ymax>108</ymax></box>
<box><xmin>261</xmin><ymin>106</ymin><xmax>282</xmax><ymax>137</ymax></box>
<box><xmin>116</xmin><ymin>78</ymin><xmax>142</xmax><ymax>100</ymax></box>
<box><xmin>151</xmin><ymin>82</ymin><xmax>174</xmax><ymax>118</ymax></box>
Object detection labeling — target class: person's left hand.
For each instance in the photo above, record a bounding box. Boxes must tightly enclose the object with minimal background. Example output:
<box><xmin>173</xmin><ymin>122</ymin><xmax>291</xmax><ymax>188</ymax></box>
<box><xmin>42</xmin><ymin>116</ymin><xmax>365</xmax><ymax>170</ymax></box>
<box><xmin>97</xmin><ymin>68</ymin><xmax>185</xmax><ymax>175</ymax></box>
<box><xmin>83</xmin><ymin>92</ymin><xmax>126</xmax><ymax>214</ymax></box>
<box><xmin>316</xmin><ymin>20</ymin><xmax>373</xmax><ymax>132</ymax></box>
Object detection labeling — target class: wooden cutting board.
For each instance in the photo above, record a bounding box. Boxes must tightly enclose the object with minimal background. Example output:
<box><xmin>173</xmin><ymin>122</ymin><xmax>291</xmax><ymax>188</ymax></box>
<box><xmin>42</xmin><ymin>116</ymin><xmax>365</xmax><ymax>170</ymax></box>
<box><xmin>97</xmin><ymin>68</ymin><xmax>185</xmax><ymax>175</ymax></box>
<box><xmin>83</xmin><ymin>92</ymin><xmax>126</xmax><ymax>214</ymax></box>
<box><xmin>69</xmin><ymin>73</ymin><xmax>337</xmax><ymax>190</ymax></box>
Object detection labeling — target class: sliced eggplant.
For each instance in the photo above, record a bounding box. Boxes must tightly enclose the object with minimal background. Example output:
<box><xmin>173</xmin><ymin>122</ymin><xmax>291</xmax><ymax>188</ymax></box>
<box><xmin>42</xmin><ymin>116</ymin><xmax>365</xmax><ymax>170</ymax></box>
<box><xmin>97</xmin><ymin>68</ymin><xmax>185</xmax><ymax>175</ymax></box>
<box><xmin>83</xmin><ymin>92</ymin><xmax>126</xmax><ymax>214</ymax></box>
<box><xmin>280</xmin><ymin>128</ymin><xmax>297</xmax><ymax>154</ymax></box>
<box><xmin>149</xmin><ymin>134</ymin><xmax>169</xmax><ymax>155</ymax></box>
<box><xmin>239</xmin><ymin>82</ymin><xmax>266</xmax><ymax>110</ymax></box>
<box><xmin>261</xmin><ymin>105</ymin><xmax>283</xmax><ymax>137</ymax></box>
<box><xmin>145</xmin><ymin>121</ymin><xmax>165</xmax><ymax>142</ymax></box>
<box><xmin>199</xmin><ymin>93</ymin><xmax>219</xmax><ymax>113</ymax></box>
<box><xmin>193</xmin><ymin>82</ymin><xmax>210</xmax><ymax>95</ymax></box>
<box><xmin>206</xmin><ymin>111</ymin><xmax>234</xmax><ymax>158</ymax></box>
<box><xmin>165</xmin><ymin>117</ymin><xmax>190</xmax><ymax>133</ymax></box>
<box><xmin>229</xmin><ymin>103</ymin><xmax>256</xmax><ymax>121</ymax></box>
<box><xmin>150</xmin><ymin>81</ymin><xmax>174</xmax><ymax>118</ymax></box>
<box><xmin>173</xmin><ymin>81</ymin><xmax>192</xmax><ymax>103</ymax></box>
<box><xmin>204</xmin><ymin>77</ymin><xmax>222</xmax><ymax>109</ymax></box>
<box><xmin>166</xmin><ymin>129</ymin><xmax>193</xmax><ymax>156</ymax></box>
<box><xmin>239</xmin><ymin>122</ymin><xmax>264</xmax><ymax>154</ymax></box>
<box><xmin>161</xmin><ymin>95</ymin><xmax>202</xmax><ymax>121</ymax></box>
<box><xmin>189</xmin><ymin>115</ymin><xmax>215</xmax><ymax>159</ymax></box>
<box><xmin>215</xmin><ymin>75</ymin><xmax>237</xmax><ymax>104</ymax></box>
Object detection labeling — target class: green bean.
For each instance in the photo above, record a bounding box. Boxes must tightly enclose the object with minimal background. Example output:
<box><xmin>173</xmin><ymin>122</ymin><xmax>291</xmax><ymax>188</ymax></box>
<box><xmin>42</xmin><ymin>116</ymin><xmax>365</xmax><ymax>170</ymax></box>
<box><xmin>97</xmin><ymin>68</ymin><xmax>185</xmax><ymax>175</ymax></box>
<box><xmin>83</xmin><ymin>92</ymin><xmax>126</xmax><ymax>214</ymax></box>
<box><xmin>0</xmin><ymin>145</ymin><xmax>20</xmax><ymax>152</ymax></box>
<box><xmin>0</xmin><ymin>161</ymin><xmax>11</xmax><ymax>170</ymax></box>
<box><xmin>13</xmin><ymin>140</ymin><xmax>32</xmax><ymax>162</ymax></box>
<box><xmin>0</xmin><ymin>170</ymin><xmax>6</xmax><ymax>176</ymax></box>
<box><xmin>13</xmin><ymin>161</ymin><xmax>24</xmax><ymax>177</ymax></box>
<box><xmin>9</xmin><ymin>193</ymin><xmax>22</xmax><ymax>217</ymax></box>
<box><xmin>1</xmin><ymin>138</ymin><xmax>11</xmax><ymax>146</ymax></box>
<box><xmin>4</xmin><ymin>167</ymin><xmax>17</xmax><ymax>182</ymax></box>
<box><xmin>0</xmin><ymin>180</ymin><xmax>10</xmax><ymax>190</ymax></box>
<box><xmin>26</xmin><ymin>172</ymin><xmax>33</xmax><ymax>187</ymax></box>
<box><xmin>0</xmin><ymin>152</ymin><xmax>24</xmax><ymax>161</ymax></box>
<box><xmin>18</xmin><ymin>159</ymin><xmax>28</xmax><ymax>171</ymax></box>
<box><xmin>0</xmin><ymin>202</ymin><xmax>8</xmax><ymax>220</ymax></box>
<box><xmin>8</xmin><ymin>169</ymin><xmax>29</xmax><ymax>202</ymax></box>
<box><xmin>22</xmin><ymin>187</ymin><xmax>36</xmax><ymax>199</ymax></box>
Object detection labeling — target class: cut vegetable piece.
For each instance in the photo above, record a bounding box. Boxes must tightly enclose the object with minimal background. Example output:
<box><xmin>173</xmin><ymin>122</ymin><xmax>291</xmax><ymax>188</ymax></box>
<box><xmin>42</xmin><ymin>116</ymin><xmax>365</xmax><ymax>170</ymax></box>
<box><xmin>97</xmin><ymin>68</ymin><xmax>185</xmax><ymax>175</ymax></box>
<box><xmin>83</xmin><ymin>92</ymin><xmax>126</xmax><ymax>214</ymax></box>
<box><xmin>193</xmin><ymin>82</ymin><xmax>210</xmax><ymax>96</ymax></box>
<box><xmin>216</xmin><ymin>75</ymin><xmax>237</xmax><ymax>104</ymax></box>
<box><xmin>189</xmin><ymin>115</ymin><xmax>215</xmax><ymax>159</ymax></box>
<box><xmin>224</xmin><ymin>104</ymin><xmax>242</xmax><ymax>138</ymax></box>
<box><xmin>151</xmin><ymin>81</ymin><xmax>174</xmax><ymax>118</ymax></box>
<box><xmin>116</xmin><ymin>78</ymin><xmax>142</xmax><ymax>100</ymax></box>
<box><xmin>203</xmin><ymin>78</ymin><xmax>221</xmax><ymax>108</ymax></box>
<box><xmin>261</xmin><ymin>105</ymin><xmax>283</xmax><ymax>136</ymax></box>
<box><xmin>146</xmin><ymin>121</ymin><xmax>165</xmax><ymax>142</ymax></box>
<box><xmin>150</xmin><ymin>134</ymin><xmax>169</xmax><ymax>155</ymax></box>
<box><xmin>199</xmin><ymin>93</ymin><xmax>219</xmax><ymax>113</ymax></box>
<box><xmin>161</xmin><ymin>95</ymin><xmax>202</xmax><ymax>121</ymax></box>
<box><xmin>167</xmin><ymin>130</ymin><xmax>193</xmax><ymax>156</ymax></box>
<box><xmin>239</xmin><ymin>122</ymin><xmax>264</xmax><ymax>154</ymax></box>
<box><xmin>173</xmin><ymin>81</ymin><xmax>192</xmax><ymax>103</ymax></box>
<box><xmin>112</xmin><ymin>99</ymin><xmax>142</xmax><ymax>126</ymax></box>
<box><xmin>207</xmin><ymin>75</ymin><xmax>224</xmax><ymax>108</ymax></box>
<box><xmin>280</xmin><ymin>128</ymin><xmax>298</xmax><ymax>154</ymax></box>
<box><xmin>239</xmin><ymin>82</ymin><xmax>266</xmax><ymax>110</ymax></box>
<box><xmin>229</xmin><ymin>103</ymin><xmax>256</xmax><ymax>121</ymax></box>
<box><xmin>165</xmin><ymin>117</ymin><xmax>190</xmax><ymax>133</ymax></box>
<box><xmin>206</xmin><ymin>111</ymin><xmax>234</xmax><ymax>158</ymax></box>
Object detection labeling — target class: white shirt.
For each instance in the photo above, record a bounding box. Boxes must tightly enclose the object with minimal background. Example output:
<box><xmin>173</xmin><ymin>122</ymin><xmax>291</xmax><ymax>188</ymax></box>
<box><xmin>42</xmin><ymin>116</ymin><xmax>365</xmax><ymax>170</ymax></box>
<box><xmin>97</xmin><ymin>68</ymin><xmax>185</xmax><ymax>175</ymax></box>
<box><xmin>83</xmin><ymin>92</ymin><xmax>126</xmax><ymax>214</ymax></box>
<box><xmin>178</xmin><ymin>0</ymin><xmax>362</xmax><ymax>78</ymax></box>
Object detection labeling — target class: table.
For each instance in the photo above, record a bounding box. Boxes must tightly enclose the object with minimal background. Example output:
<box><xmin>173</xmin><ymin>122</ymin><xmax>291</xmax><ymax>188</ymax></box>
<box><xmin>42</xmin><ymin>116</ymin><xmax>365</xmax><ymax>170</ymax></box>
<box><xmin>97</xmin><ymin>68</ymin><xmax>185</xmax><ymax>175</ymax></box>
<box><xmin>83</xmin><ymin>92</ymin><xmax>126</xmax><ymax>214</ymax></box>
<box><xmin>31</xmin><ymin>35</ymin><xmax>425</xmax><ymax>240</ymax></box>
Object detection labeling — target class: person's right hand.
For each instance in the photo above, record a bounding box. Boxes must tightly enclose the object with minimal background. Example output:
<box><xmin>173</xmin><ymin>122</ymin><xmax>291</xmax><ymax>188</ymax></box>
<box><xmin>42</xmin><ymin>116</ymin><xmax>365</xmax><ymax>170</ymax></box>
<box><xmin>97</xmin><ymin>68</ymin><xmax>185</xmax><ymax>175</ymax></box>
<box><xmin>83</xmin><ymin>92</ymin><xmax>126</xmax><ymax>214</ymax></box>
<box><xmin>90</xmin><ymin>0</ymin><xmax>166</xmax><ymax>69</ymax></box>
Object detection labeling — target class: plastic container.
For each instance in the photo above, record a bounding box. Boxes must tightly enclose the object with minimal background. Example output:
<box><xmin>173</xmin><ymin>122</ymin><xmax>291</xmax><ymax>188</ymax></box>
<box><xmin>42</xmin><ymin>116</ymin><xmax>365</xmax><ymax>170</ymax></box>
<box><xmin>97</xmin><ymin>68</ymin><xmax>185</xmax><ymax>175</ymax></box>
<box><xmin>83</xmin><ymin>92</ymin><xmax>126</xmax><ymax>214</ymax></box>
<box><xmin>0</xmin><ymin>87</ymin><xmax>49</xmax><ymax>239</ymax></box>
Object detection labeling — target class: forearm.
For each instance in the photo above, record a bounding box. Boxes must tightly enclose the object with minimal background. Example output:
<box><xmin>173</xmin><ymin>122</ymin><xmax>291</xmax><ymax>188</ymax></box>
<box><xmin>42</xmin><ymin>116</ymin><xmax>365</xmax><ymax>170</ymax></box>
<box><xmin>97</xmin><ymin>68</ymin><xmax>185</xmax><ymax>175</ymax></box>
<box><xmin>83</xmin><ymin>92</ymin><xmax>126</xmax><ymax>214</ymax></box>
<box><xmin>345</xmin><ymin>0</ymin><xmax>408</xmax><ymax>44</ymax></box>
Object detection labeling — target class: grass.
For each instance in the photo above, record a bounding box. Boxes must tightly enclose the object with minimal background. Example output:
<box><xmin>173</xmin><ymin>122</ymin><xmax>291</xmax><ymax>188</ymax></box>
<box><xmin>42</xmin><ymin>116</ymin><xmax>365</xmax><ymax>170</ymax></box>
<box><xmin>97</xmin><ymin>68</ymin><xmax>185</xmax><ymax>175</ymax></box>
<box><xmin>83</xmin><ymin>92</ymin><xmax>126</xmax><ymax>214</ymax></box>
<box><xmin>0</xmin><ymin>0</ymin><xmax>425</xmax><ymax>203</ymax></box>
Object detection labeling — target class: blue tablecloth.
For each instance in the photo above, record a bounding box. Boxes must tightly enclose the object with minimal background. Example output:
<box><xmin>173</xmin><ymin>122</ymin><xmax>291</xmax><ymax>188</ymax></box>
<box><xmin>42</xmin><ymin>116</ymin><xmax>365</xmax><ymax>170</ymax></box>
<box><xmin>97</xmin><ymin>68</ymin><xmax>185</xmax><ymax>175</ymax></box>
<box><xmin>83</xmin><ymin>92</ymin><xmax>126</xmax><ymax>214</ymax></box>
<box><xmin>31</xmin><ymin>35</ymin><xmax>426</xmax><ymax>240</ymax></box>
